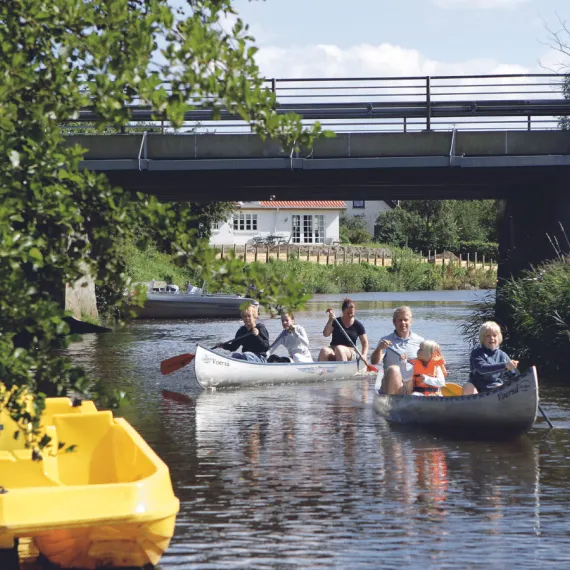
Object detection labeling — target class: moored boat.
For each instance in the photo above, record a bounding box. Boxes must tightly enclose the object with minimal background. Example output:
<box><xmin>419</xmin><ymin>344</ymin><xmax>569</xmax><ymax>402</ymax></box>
<box><xmin>374</xmin><ymin>367</ymin><xmax>539</xmax><ymax>440</ymax></box>
<box><xmin>194</xmin><ymin>345</ymin><xmax>371</xmax><ymax>389</ymax></box>
<box><xmin>0</xmin><ymin>397</ymin><xmax>179</xmax><ymax>569</ymax></box>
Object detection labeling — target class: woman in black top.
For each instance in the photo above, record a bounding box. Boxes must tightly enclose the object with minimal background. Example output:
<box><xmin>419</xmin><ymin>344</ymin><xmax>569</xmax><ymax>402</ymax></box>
<box><xmin>216</xmin><ymin>305</ymin><xmax>270</xmax><ymax>362</ymax></box>
<box><xmin>318</xmin><ymin>298</ymin><xmax>369</xmax><ymax>362</ymax></box>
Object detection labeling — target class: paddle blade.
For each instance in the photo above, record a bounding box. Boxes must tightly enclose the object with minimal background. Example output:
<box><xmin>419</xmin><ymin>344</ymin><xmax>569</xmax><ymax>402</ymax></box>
<box><xmin>160</xmin><ymin>353</ymin><xmax>195</xmax><ymax>375</ymax></box>
<box><xmin>162</xmin><ymin>390</ymin><xmax>195</xmax><ymax>405</ymax></box>
<box><xmin>442</xmin><ymin>382</ymin><xmax>462</xmax><ymax>397</ymax></box>
<box><xmin>366</xmin><ymin>363</ymin><xmax>379</xmax><ymax>373</ymax></box>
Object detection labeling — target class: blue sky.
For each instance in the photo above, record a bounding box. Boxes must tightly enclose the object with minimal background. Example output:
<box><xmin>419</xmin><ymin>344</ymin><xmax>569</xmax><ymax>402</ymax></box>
<box><xmin>230</xmin><ymin>0</ymin><xmax>570</xmax><ymax>77</ymax></box>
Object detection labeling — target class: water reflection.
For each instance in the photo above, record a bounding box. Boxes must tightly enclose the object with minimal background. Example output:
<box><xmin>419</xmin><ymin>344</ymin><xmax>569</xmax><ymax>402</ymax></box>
<box><xmin>57</xmin><ymin>291</ymin><xmax>570</xmax><ymax>569</ymax></box>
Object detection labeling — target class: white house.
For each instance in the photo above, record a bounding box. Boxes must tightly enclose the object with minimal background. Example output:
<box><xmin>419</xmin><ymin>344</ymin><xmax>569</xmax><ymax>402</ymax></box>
<box><xmin>210</xmin><ymin>201</ymin><xmax>346</xmax><ymax>246</ymax></box>
<box><xmin>344</xmin><ymin>200</ymin><xmax>397</xmax><ymax>235</ymax></box>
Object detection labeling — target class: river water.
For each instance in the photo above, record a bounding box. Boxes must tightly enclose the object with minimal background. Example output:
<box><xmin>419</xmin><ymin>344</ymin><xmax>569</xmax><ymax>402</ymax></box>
<box><xmin>65</xmin><ymin>290</ymin><xmax>570</xmax><ymax>569</ymax></box>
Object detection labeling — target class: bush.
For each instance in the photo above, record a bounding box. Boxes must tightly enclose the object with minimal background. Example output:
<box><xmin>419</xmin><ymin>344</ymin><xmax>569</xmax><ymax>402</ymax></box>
<box><xmin>457</xmin><ymin>241</ymin><xmax>499</xmax><ymax>260</ymax></box>
<box><xmin>340</xmin><ymin>215</ymin><xmax>373</xmax><ymax>244</ymax></box>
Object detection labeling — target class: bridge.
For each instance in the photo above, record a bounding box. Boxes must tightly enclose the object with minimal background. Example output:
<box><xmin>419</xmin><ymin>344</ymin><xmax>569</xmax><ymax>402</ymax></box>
<box><xmin>68</xmin><ymin>73</ymin><xmax>570</xmax><ymax>275</ymax></box>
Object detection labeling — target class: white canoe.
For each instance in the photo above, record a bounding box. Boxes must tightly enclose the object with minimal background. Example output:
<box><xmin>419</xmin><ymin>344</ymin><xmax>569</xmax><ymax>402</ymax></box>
<box><xmin>194</xmin><ymin>345</ymin><xmax>371</xmax><ymax>389</ymax></box>
<box><xmin>374</xmin><ymin>367</ymin><xmax>539</xmax><ymax>440</ymax></box>
<box><xmin>135</xmin><ymin>292</ymin><xmax>258</xmax><ymax>319</ymax></box>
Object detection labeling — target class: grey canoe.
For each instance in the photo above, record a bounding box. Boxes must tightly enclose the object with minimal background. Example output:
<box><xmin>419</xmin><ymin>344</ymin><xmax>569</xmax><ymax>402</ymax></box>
<box><xmin>374</xmin><ymin>366</ymin><xmax>539</xmax><ymax>440</ymax></box>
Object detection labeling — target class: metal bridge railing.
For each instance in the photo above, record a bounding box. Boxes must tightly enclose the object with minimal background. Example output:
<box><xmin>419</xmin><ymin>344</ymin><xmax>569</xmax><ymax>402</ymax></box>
<box><xmin>69</xmin><ymin>73</ymin><xmax>570</xmax><ymax>134</ymax></box>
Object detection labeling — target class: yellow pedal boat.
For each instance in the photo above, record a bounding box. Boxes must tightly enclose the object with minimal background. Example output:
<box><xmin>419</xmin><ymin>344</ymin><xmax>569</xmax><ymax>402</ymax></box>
<box><xmin>0</xmin><ymin>397</ymin><xmax>179</xmax><ymax>569</ymax></box>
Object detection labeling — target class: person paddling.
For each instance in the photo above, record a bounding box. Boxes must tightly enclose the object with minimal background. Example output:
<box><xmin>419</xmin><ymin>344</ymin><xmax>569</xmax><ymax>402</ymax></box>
<box><xmin>372</xmin><ymin>306</ymin><xmax>424</xmax><ymax>394</ymax></box>
<box><xmin>267</xmin><ymin>311</ymin><xmax>313</xmax><ymax>363</ymax></box>
<box><xmin>318</xmin><ymin>298</ymin><xmax>369</xmax><ymax>362</ymax></box>
<box><xmin>215</xmin><ymin>304</ymin><xmax>270</xmax><ymax>362</ymax></box>
<box><xmin>462</xmin><ymin>321</ymin><xmax>518</xmax><ymax>395</ymax></box>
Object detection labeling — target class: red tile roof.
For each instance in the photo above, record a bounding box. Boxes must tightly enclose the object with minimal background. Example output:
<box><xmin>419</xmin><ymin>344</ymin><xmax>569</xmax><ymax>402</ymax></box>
<box><xmin>257</xmin><ymin>201</ymin><xmax>346</xmax><ymax>209</ymax></box>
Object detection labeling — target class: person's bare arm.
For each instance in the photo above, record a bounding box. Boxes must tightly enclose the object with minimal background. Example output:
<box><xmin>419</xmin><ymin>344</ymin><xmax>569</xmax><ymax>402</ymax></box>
<box><xmin>323</xmin><ymin>311</ymin><xmax>335</xmax><ymax>337</ymax></box>
<box><xmin>359</xmin><ymin>334</ymin><xmax>369</xmax><ymax>359</ymax></box>
<box><xmin>371</xmin><ymin>338</ymin><xmax>391</xmax><ymax>365</ymax></box>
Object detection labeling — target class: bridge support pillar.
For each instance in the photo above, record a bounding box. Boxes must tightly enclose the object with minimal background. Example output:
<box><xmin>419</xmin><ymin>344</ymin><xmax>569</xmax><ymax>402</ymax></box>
<box><xmin>498</xmin><ymin>184</ymin><xmax>570</xmax><ymax>281</ymax></box>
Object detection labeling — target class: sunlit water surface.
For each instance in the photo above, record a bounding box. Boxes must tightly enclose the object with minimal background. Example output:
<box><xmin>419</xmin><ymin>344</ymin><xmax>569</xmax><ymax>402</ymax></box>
<box><xmin>62</xmin><ymin>290</ymin><xmax>570</xmax><ymax>569</ymax></box>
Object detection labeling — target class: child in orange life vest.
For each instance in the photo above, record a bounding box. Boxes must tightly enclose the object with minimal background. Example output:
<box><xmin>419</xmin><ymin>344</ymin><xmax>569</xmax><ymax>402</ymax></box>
<box><xmin>410</xmin><ymin>340</ymin><xmax>447</xmax><ymax>396</ymax></box>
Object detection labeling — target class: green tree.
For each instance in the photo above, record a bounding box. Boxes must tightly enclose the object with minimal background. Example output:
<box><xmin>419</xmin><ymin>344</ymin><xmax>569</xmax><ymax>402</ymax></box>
<box><xmin>339</xmin><ymin>215</ymin><xmax>372</xmax><ymax>244</ymax></box>
<box><xmin>0</xmin><ymin>0</ymin><xmax>320</xmax><ymax>454</ymax></box>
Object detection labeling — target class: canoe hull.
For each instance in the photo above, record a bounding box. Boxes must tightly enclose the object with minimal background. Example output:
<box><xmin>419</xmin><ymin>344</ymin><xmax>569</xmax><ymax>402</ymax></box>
<box><xmin>374</xmin><ymin>367</ymin><xmax>539</xmax><ymax>440</ymax></box>
<box><xmin>0</xmin><ymin>397</ymin><xmax>179</xmax><ymax>569</ymax></box>
<box><xmin>195</xmin><ymin>345</ymin><xmax>369</xmax><ymax>389</ymax></box>
<box><xmin>136</xmin><ymin>293</ymin><xmax>257</xmax><ymax>319</ymax></box>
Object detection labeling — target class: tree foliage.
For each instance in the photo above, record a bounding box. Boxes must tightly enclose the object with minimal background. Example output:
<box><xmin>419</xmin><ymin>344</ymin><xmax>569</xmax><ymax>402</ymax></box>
<box><xmin>0</xmin><ymin>0</ymin><xmax>320</xmax><ymax>455</ymax></box>
<box><xmin>339</xmin><ymin>215</ymin><xmax>372</xmax><ymax>244</ymax></box>
<box><xmin>375</xmin><ymin>200</ymin><xmax>499</xmax><ymax>252</ymax></box>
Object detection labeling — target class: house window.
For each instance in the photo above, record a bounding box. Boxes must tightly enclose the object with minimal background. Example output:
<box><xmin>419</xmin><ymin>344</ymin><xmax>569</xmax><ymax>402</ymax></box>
<box><xmin>233</xmin><ymin>213</ymin><xmax>258</xmax><ymax>232</ymax></box>
<box><xmin>292</xmin><ymin>215</ymin><xmax>325</xmax><ymax>244</ymax></box>
<box><xmin>353</xmin><ymin>200</ymin><xmax>365</xmax><ymax>209</ymax></box>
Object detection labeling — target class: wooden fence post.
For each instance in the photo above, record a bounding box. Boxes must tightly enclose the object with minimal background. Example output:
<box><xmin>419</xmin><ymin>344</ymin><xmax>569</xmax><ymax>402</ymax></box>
<box><xmin>382</xmin><ymin>251</ymin><xmax>385</xmax><ymax>266</ymax></box>
<box><xmin>233</xmin><ymin>244</ymin><xmax>237</xmax><ymax>259</ymax></box>
<box><xmin>335</xmin><ymin>247</ymin><xmax>338</xmax><ymax>266</ymax></box>
<box><xmin>474</xmin><ymin>251</ymin><xmax>478</xmax><ymax>268</ymax></box>
<box><xmin>442</xmin><ymin>250</ymin><xmax>446</xmax><ymax>272</ymax></box>
<box><xmin>358</xmin><ymin>250</ymin><xmax>362</xmax><ymax>264</ymax></box>
<box><xmin>254</xmin><ymin>245</ymin><xmax>258</xmax><ymax>262</ymax></box>
<box><xmin>467</xmin><ymin>252</ymin><xmax>470</xmax><ymax>267</ymax></box>
<box><xmin>307</xmin><ymin>246</ymin><xmax>310</xmax><ymax>262</ymax></box>
<box><xmin>277</xmin><ymin>244</ymin><xmax>280</xmax><ymax>261</ymax></box>
<box><xmin>374</xmin><ymin>250</ymin><xmax>378</xmax><ymax>266</ymax></box>
<box><xmin>244</xmin><ymin>244</ymin><xmax>248</xmax><ymax>262</ymax></box>
<box><xmin>326</xmin><ymin>247</ymin><xmax>330</xmax><ymax>265</ymax></box>
<box><xmin>286</xmin><ymin>245</ymin><xmax>290</xmax><ymax>261</ymax></box>
<box><xmin>317</xmin><ymin>248</ymin><xmax>321</xmax><ymax>264</ymax></box>
<box><xmin>298</xmin><ymin>245</ymin><xmax>301</xmax><ymax>260</ymax></box>
<box><xmin>482</xmin><ymin>254</ymin><xmax>486</xmax><ymax>269</ymax></box>
<box><xmin>266</xmin><ymin>244</ymin><xmax>270</xmax><ymax>263</ymax></box>
<box><xmin>220</xmin><ymin>245</ymin><xmax>224</xmax><ymax>260</ymax></box>
<box><xmin>344</xmin><ymin>248</ymin><xmax>347</xmax><ymax>265</ymax></box>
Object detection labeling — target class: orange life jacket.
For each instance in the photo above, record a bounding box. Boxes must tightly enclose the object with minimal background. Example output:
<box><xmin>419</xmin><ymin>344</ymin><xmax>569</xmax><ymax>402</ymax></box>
<box><xmin>412</xmin><ymin>356</ymin><xmax>447</xmax><ymax>395</ymax></box>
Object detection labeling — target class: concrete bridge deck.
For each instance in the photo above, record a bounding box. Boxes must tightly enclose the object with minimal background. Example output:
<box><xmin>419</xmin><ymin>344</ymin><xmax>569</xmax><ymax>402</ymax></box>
<box><xmin>71</xmin><ymin>130</ymin><xmax>570</xmax><ymax>201</ymax></box>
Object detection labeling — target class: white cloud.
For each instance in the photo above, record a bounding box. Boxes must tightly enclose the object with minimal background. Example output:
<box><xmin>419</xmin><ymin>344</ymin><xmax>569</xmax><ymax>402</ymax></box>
<box><xmin>255</xmin><ymin>42</ymin><xmax>530</xmax><ymax>79</ymax></box>
<box><xmin>433</xmin><ymin>0</ymin><xmax>530</xmax><ymax>9</ymax></box>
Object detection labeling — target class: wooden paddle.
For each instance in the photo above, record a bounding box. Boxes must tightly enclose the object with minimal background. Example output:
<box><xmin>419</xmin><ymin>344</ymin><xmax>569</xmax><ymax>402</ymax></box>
<box><xmin>325</xmin><ymin>309</ymin><xmax>378</xmax><ymax>373</ymax></box>
<box><xmin>160</xmin><ymin>331</ymin><xmax>253</xmax><ymax>375</ymax></box>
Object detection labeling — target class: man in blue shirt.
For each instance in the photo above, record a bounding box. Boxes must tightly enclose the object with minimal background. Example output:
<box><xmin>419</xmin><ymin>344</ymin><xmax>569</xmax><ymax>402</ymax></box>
<box><xmin>371</xmin><ymin>306</ymin><xmax>424</xmax><ymax>394</ymax></box>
